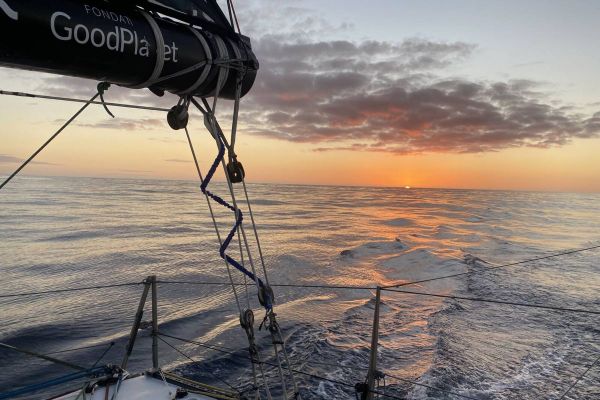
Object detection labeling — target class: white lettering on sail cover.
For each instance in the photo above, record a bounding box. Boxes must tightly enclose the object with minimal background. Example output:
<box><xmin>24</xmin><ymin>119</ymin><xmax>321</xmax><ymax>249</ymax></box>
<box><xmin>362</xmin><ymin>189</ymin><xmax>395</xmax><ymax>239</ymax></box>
<box><xmin>50</xmin><ymin>9</ymin><xmax>179</xmax><ymax>61</ymax></box>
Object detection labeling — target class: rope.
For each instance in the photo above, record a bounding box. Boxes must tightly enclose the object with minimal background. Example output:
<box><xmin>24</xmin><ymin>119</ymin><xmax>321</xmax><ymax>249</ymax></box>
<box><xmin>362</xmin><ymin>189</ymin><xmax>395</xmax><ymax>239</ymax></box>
<box><xmin>158</xmin><ymin>333</ymin><xmax>403</xmax><ymax>399</ymax></box>
<box><xmin>197</xmin><ymin>100</ymin><xmax>270</xmax><ymax>309</ymax></box>
<box><xmin>158</xmin><ymin>280</ymin><xmax>374</xmax><ymax>290</ymax></box>
<box><xmin>241</xmin><ymin>179</ymin><xmax>271</xmax><ymax>286</ymax></box>
<box><xmin>0</xmin><ymin>342</ymin><xmax>86</xmax><ymax>371</ymax></box>
<box><xmin>0</xmin><ymin>90</ymin><xmax>102</xmax><ymax>191</ymax></box>
<box><xmin>156</xmin><ymin>335</ymin><xmax>240</xmax><ymax>394</ymax></box>
<box><xmin>91</xmin><ymin>342</ymin><xmax>115</xmax><ymax>369</ymax></box>
<box><xmin>204</xmin><ymin>79</ymin><xmax>300</xmax><ymax>396</ymax></box>
<box><xmin>3</xmin><ymin>280</ymin><xmax>598</xmax><ymax>316</ymax></box>
<box><xmin>382</xmin><ymin>288</ymin><xmax>600</xmax><ymax>315</ymax></box>
<box><xmin>0</xmin><ymin>282</ymin><xmax>141</xmax><ymax>299</ymax></box>
<box><xmin>45</xmin><ymin>342</ymin><xmax>115</xmax><ymax>356</ymax></box>
<box><xmin>383</xmin><ymin>244</ymin><xmax>600</xmax><ymax>289</ymax></box>
<box><xmin>0</xmin><ymin>90</ymin><xmax>170</xmax><ymax>112</ymax></box>
<box><xmin>296</xmin><ymin>359</ymin><xmax>480</xmax><ymax>400</ymax></box>
<box><xmin>558</xmin><ymin>353</ymin><xmax>600</xmax><ymax>399</ymax></box>
<box><xmin>159</xmin><ymin>332</ymin><xmax>271</xmax><ymax>400</ymax></box>
<box><xmin>184</xmin><ymin>126</ymin><xmax>243</xmax><ymax>314</ymax></box>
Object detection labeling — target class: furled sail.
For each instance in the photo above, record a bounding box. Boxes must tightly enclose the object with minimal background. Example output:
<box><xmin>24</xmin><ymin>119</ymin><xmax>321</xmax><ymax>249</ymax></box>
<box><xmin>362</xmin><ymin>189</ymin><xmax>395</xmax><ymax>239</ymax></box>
<box><xmin>0</xmin><ymin>0</ymin><xmax>258</xmax><ymax>99</ymax></box>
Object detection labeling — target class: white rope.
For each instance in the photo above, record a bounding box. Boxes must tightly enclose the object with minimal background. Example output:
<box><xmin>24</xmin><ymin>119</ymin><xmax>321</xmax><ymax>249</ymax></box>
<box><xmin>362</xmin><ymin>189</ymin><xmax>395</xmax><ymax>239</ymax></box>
<box><xmin>129</xmin><ymin>11</ymin><xmax>165</xmax><ymax>89</ymax></box>
<box><xmin>179</xmin><ymin>27</ymin><xmax>213</xmax><ymax>95</ymax></box>
<box><xmin>241</xmin><ymin>180</ymin><xmax>271</xmax><ymax>286</ymax></box>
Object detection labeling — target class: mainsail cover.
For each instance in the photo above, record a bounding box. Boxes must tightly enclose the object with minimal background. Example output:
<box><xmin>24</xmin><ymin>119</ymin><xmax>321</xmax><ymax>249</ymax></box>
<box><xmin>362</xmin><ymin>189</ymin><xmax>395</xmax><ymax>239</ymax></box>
<box><xmin>0</xmin><ymin>0</ymin><xmax>257</xmax><ymax>99</ymax></box>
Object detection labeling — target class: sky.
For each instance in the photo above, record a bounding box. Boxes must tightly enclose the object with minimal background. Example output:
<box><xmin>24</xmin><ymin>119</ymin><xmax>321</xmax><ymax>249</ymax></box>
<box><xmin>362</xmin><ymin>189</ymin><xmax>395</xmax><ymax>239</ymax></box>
<box><xmin>1</xmin><ymin>0</ymin><xmax>599</xmax><ymax>191</ymax></box>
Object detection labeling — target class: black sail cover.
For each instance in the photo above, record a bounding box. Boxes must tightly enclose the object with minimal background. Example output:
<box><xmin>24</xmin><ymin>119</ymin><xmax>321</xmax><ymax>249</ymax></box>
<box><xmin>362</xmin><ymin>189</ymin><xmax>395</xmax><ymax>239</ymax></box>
<box><xmin>0</xmin><ymin>0</ymin><xmax>258</xmax><ymax>99</ymax></box>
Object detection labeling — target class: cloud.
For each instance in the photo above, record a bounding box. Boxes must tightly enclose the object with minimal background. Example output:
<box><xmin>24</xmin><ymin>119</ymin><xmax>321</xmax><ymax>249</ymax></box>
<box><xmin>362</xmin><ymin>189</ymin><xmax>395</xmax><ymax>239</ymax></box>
<box><xmin>27</xmin><ymin>1</ymin><xmax>600</xmax><ymax>154</ymax></box>
<box><xmin>165</xmin><ymin>158</ymin><xmax>191</xmax><ymax>163</ymax></box>
<box><xmin>238</xmin><ymin>33</ymin><xmax>600</xmax><ymax>154</ymax></box>
<box><xmin>75</xmin><ymin>117</ymin><xmax>166</xmax><ymax>131</ymax></box>
<box><xmin>0</xmin><ymin>154</ymin><xmax>60</xmax><ymax>166</ymax></box>
<box><xmin>0</xmin><ymin>155</ymin><xmax>22</xmax><ymax>164</ymax></box>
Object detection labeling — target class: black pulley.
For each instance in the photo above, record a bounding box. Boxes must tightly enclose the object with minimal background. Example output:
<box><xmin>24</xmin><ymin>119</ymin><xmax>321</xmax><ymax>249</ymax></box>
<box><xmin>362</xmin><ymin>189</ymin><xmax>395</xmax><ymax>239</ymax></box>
<box><xmin>258</xmin><ymin>285</ymin><xmax>274</xmax><ymax>309</ymax></box>
<box><xmin>227</xmin><ymin>160</ymin><xmax>245</xmax><ymax>183</ymax></box>
<box><xmin>167</xmin><ymin>104</ymin><xmax>189</xmax><ymax>130</ymax></box>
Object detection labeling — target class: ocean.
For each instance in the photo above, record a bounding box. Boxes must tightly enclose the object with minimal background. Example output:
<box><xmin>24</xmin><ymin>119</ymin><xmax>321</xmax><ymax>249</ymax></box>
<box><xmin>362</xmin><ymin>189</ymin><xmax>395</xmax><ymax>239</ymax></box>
<box><xmin>0</xmin><ymin>176</ymin><xmax>598</xmax><ymax>399</ymax></box>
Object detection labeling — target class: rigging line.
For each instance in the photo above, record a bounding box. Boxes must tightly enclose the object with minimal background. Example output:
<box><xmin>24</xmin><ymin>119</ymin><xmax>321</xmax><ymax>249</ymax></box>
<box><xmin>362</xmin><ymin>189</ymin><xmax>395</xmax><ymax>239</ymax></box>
<box><xmin>0</xmin><ymin>90</ymin><xmax>170</xmax><ymax>112</ymax></box>
<box><xmin>158</xmin><ymin>333</ymin><xmax>404</xmax><ymax>400</ymax></box>
<box><xmin>300</xmin><ymin>357</ymin><xmax>450</xmax><ymax>398</ymax></box>
<box><xmin>237</xmin><ymin>226</ymin><xmax>252</xmax><ymax>309</ymax></box>
<box><xmin>208</xmin><ymin>110</ymin><xmax>292</xmax><ymax>395</ymax></box>
<box><xmin>209</xmin><ymin>75</ymin><xmax>296</xmax><ymax>395</ymax></box>
<box><xmin>91</xmin><ymin>342</ymin><xmax>115</xmax><ymax>369</ymax></box>
<box><xmin>241</xmin><ymin>179</ymin><xmax>270</xmax><ymax>286</ymax></box>
<box><xmin>226</xmin><ymin>0</ymin><xmax>235</xmax><ymax>30</ymax></box>
<box><xmin>382</xmin><ymin>244</ymin><xmax>600</xmax><ymax>289</ymax></box>
<box><xmin>197</xmin><ymin>96</ymin><xmax>268</xmax><ymax>308</ymax></box>
<box><xmin>158</xmin><ymin>332</ymin><xmax>273</xmax><ymax>400</ymax></box>
<box><xmin>185</xmin><ymin>126</ymin><xmax>243</xmax><ymax>313</ymax></box>
<box><xmin>558</xmin><ymin>353</ymin><xmax>600</xmax><ymax>400</ymax></box>
<box><xmin>158</xmin><ymin>333</ymin><xmax>236</xmax><ymax>355</ymax></box>
<box><xmin>0</xmin><ymin>282</ymin><xmax>141</xmax><ymax>299</ymax></box>
<box><xmin>230</xmin><ymin>0</ymin><xmax>242</xmax><ymax>35</ymax></box>
<box><xmin>0</xmin><ymin>91</ymin><xmax>100</xmax><ymax>191</ymax></box>
<box><xmin>0</xmin><ymin>342</ymin><xmax>86</xmax><ymax>371</ymax></box>
<box><xmin>382</xmin><ymin>288</ymin><xmax>600</xmax><ymax>315</ymax></box>
<box><xmin>156</xmin><ymin>335</ymin><xmax>240</xmax><ymax>394</ymax></box>
<box><xmin>156</xmin><ymin>280</ymin><xmax>375</xmax><ymax>290</ymax></box>
<box><xmin>45</xmin><ymin>342</ymin><xmax>116</xmax><ymax>356</ymax></box>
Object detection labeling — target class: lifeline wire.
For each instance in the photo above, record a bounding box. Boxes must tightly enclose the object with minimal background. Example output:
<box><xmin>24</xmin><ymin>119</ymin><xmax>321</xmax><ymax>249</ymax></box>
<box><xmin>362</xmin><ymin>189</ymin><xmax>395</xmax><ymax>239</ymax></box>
<box><xmin>158</xmin><ymin>333</ymin><xmax>405</xmax><ymax>400</ymax></box>
<box><xmin>382</xmin><ymin>288</ymin><xmax>600</xmax><ymax>315</ymax></box>
<box><xmin>156</xmin><ymin>335</ymin><xmax>240</xmax><ymax>394</ymax></box>
<box><xmin>0</xmin><ymin>282</ymin><xmax>141</xmax><ymax>299</ymax></box>
<box><xmin>297</xmin><ymin>359</ymin><xmax>480</xmax><ymax>400</ymax></box>
<box><xmin>2</xmin><ymin>280</ymin><xmax>599</xmax><ymax>316</ymax></box>
<box><xmin>383</xmin><ymin>244</ymin><xmax>600</xmax><ymax>289</ymax></box>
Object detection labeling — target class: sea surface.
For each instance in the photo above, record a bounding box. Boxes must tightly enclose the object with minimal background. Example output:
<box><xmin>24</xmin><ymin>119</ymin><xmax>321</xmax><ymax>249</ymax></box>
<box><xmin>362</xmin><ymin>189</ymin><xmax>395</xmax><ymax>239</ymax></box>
<box><xmin>0</xmin><ymin>176</ymin><xmax>599</xmax><ymax>399</ymax></box>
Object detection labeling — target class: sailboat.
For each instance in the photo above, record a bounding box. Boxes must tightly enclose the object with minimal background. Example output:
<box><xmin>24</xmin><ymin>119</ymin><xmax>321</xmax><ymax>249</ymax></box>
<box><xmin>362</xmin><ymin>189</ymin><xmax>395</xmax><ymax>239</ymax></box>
<box><xmin>0</xmin><ymin>0</ymin><xmax>302</xmax><ymax>399</ymax></box>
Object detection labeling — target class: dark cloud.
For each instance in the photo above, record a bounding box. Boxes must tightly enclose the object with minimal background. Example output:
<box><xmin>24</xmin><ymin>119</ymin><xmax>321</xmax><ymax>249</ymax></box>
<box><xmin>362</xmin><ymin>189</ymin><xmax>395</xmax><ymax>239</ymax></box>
<box><xmin>236</xmin><ymin>32</ymin><xmax>600</xmax><ymax>154</ymax></box>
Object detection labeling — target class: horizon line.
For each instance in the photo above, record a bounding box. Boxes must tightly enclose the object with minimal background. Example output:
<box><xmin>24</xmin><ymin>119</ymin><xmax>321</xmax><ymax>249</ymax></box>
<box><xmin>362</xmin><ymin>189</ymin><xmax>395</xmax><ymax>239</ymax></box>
<box><xmin>2</xmin><ymin>172</ymin><xmax>599</xmax><ymax>195</ymax></box>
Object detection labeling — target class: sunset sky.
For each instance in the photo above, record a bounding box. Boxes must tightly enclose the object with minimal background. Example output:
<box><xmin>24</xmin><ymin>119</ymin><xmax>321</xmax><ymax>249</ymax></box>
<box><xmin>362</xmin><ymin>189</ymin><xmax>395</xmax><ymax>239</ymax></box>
<box><xmin>1</xmin><ymin>0</ymin><xmax>599</xmax><ymax>191</ymax></box>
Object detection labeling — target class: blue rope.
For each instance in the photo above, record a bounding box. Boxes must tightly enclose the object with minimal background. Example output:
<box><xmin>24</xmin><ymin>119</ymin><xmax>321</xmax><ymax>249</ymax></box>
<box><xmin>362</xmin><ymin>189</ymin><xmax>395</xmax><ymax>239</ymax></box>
<box><xmin>201</xmin><ymin>132</ymin><xmax>272</xmax><ymax>310</ymax></box>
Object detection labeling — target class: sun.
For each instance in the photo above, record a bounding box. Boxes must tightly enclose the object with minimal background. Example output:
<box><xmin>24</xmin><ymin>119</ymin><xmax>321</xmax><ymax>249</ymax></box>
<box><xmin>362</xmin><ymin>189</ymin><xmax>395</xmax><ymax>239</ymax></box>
<box><xmin>404</xmin><ymin>185</ymin><xmax>411</xmax><ymax>189</ymax></box>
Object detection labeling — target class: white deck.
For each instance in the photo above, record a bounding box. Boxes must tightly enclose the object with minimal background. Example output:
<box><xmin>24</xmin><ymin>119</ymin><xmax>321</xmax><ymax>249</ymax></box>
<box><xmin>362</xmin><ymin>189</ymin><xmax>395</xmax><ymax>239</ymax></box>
<box><xmin>54</xmin><ymin>374</ymin><xmax>216</xmax><ymax>400</ymax></box>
